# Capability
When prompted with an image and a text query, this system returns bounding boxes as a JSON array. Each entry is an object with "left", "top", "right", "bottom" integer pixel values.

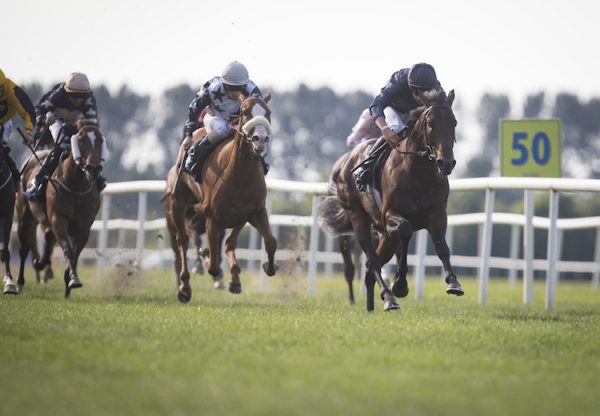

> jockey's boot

[
  {"left": 260, "top": 155, "right": 270, "bottom": 175},
  {"left": 23, "top": 148, "right": 61, "bottom": 201},
  {"left": 352, "top": 136, "right": 389, "bottom": 192},
  {"left": 96, "top": 174, "right": 107, "bottom": 192},
  {"left": 1, "top": 144, "right": 21, "bottom": 188},
  {"left": 185, "top": 136, "right": 218, "bottom": 183}
]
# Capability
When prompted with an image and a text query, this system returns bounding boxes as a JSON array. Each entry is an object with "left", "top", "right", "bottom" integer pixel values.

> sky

[
  {"left": 5, "top": 0, "right": 600, "bottom": 174},
  {"left": 6, "top": 0, "right": 600, "bottom": 107}
]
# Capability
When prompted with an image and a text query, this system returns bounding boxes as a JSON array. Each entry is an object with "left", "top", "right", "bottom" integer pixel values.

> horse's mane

[{"left": 405, "top": 88, "right": 450, "bottom": 134}]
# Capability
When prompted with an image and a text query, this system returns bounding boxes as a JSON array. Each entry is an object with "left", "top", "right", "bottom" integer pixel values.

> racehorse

[
  {"left": 175, "top": 94, "right": 278, "bottom": 302},
  {"left": 319, "top": 89, "right": 463, "bottom": 312},
  {"left": 163, "top": 164, "right": 220, "bottom": 292},
  {"left": 0, "top": 155, "right": 18, "bottom": 294},
  {"left": 16, "top": 120, "right": 103, "bottom": 297}
]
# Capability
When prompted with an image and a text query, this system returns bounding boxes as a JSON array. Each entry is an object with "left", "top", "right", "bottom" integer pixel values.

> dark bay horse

[
  {"left": 176, "top": 94, "right": 278, "bottom": 302},
  {"left": 163, "top": 163, "right": 220, "bottom": 292},
  {"left": 17, "top": 120, "right": 103, "bottom": 297},
  {"left": 319, "top": 90, "right": 463, "bottom": 312},
  {"left": 1, "top": 155, "right": 18, "bottom": 295}
]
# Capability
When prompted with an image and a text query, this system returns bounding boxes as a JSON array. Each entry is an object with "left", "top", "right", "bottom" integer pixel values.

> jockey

[
  {"left": 24, "top": 72, "right": 108, "bottom": 201},
  {"left": 0, "top": 68, "right": 36, "bottom": 187},
  {"left": 182, "top": 61, "right": 269, "bottom": 182},
  {"left": 352, "top": 63, "right": 445, "bottom": 192}
]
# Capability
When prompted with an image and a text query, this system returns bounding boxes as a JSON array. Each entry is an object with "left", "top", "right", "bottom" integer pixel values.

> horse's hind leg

[
  {"left": 204, "top": 219, "right": 225, "bottom": 285},
  {"left": 168, "top": 198, "right": 193, "bottom": 303},
  {"left": 347, "top": 210, "right": 397, "bottom": 311},
  {"left": 338, "top": 235, "right": 355, "bottom": 304},
  {"left": 224, "top": 226, "right": 243, "bottom": 294},
  {"left": 248, "top": 208, "right": 278, "bottom": 277}
]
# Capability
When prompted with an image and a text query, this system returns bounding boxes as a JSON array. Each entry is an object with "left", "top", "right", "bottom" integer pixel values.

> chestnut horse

[
  {"left": 175, "top": 94, "right": 278, "bottom": 302},
  {"left": 319, "top": 89, "right": 463, "bottom": 312},
  {"left": 16, "top": 120, "right": 103, "bottom": 297},
  {"left": 1, "top": 155, "right": 18, "bottom": 295}
]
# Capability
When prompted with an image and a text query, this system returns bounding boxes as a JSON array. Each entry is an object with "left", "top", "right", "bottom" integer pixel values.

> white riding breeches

[
  {"left": 383, "top": 107, "right": 410, "bottom": 135},
  {"left": 49, "top": 120, "right": 70, "bottom": 149},
  {"left": 203, "top": 114, "right": 232, "bottom": 144}
]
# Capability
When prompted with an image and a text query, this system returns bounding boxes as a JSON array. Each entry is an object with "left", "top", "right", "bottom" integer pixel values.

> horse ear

[
  {"left": 263, "top": 92, "right": 272, "bottom": 104},
  {"left": 446, "top": 89, "right": 455, "bottom": 107}
]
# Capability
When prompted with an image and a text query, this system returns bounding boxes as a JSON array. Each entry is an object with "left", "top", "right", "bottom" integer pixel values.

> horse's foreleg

[
  {"left": 383, "top": 212, "right": 413, "bottom": 299},
  {"left": 346, "top": 210, "right": 395, "bottom": 311},
  {"left": 429, "top": 215, "right": 464, "bottom": 296},
  {"left": 224, "top": 226, "right": 242, "bottom": 294},
  {"left": 51, "top": 216, "right": 81, "bottom": 296},
  {"left": 248, "top": 208, "right": 278, "bottom": 277},
  {"left": 338, "top": 235, "right": 355, "bottom": 304}
]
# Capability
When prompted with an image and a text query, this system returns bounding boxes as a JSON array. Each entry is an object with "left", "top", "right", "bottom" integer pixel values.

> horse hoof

[
  {"left": 229, "top": 282, "right": 242, "bottom": 294},
  {"left": 32, "top": 259, "right": 45, "bottom": 272},
  {"left": 177, "top": 290, "right": 192, "bottom": 303},
  {"left": 446, "top": 284, "right": 464, "bottom": 296},
  {"left": 262, "top": 262, "right": 278, "bottom": 277},
  {"left": 3, "top": 279, "right": 19, "bottom": 295},
  {"left": 213, "top": 279, "right": 225, "bottom": 290},
  {"left": 68, "top": 277, "right": 83, "bottom": 289},
  {"left": 392, "top": 281, "right": 409, "bottom": 298},
  {"left": 383, "top": 299, "right": 401, "bottom": 311}
]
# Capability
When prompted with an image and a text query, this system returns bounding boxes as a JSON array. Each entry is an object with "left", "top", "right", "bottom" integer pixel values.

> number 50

[{"left": 512, "top": 132, "right": 551, "bottom": 165}]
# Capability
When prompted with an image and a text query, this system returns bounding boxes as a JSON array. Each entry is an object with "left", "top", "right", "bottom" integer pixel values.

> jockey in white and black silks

[
  {"left": 24, "top": 72, "right": 108, "bottom": 201},
  {"left": 182, "top": 61, "right": 269, "bottom": 182},
  {"left": 0, "top": 68, "right": 36, "bottom": 187},
  {"left": 352, "top": 62, "right": 446, "bottom": 192}
]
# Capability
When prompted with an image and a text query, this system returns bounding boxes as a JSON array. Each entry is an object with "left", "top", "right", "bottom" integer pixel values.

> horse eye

[{"left": 252, "top": 135, "right": 259, "bottom": 142}]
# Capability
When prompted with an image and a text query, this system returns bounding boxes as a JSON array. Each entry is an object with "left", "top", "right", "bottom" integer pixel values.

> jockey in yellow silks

[{"left": 0, "top": 68, "right": 36, "bottom": 186}]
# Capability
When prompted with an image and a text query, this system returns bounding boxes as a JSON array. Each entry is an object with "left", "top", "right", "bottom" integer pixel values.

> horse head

[
  {"left": 239, "top": 93, "right": 272, "bottom": 156},
  {"left": 70, "top": 119, "right": 105, "bottom": 183},
  {"left": 409, "top": 89, "right": 457, "bottom": 175}
]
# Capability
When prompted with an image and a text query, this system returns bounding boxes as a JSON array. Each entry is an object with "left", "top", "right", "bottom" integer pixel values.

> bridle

[
  {"left": 52, "top": 125, "right": 102, "bottom": 195},
  {"left": 235, "top": 96, "right": 272, "bottom": 160},
  {"left": 394, "top": 104, "right": 455, "bottom": 161}
]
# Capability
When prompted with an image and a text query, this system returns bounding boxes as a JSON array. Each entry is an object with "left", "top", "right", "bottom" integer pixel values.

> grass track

[{"left": 1, "top": 266, "right": 599, "bottom": 416}]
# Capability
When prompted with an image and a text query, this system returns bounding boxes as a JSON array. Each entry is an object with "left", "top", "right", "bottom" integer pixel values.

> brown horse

[
  {"left": 163, "top": 164, "right": 221, "bottom": 292},
  {"left": 175, "top": 95, "right": 278, "bottom": 302},
  {"left": 1, "top": 155, "right": 18, "bottom": 295},
  {"left": 16, "top": 120, "right": 103, "bottom": 297},
  {"left": 319, "top": 90, "right": 463, "bottom": 312}
]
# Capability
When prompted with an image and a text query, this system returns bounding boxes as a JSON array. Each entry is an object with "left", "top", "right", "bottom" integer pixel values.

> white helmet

[
  {"left": 221, "top": 61, "right": 249, "bottom": 86},
  {"left": 65, "top": 72, "right": 91, "bottom": 94}
]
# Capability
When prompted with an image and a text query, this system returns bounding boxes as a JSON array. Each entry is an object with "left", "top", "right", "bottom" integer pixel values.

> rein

[{"left": 0, "top": 169, "right": 12, "bottom": 191}]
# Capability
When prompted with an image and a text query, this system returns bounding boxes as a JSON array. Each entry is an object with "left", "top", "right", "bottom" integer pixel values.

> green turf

[{"left": 1, "top": 266, "right": 599, "bottom": 416}]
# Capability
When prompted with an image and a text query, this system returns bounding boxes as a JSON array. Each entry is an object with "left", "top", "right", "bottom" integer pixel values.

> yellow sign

[{"left": 500, "top": 119, "right": 562, "bottom": 177}]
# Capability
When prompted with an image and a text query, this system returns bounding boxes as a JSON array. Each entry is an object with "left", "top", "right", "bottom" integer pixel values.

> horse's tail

[{"left": 318, "top": 195, "right": 352, "bottom": 237}]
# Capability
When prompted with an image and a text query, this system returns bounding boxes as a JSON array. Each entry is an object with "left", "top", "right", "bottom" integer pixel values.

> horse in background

[
  {"left": 319, "top": 89, "right": 463, "bottom": 312},
  {"left": 1, "top": 155, "right": 18, "bottom": 295},
  {"left": 175, "top": 94, "right": 277, "bottom": 302},
  {"left": 17, "top": 120, "right": 104, "bottom": 297}
]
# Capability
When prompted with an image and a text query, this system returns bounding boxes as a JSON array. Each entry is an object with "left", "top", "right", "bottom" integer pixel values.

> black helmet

[{"left": 408, "top": 63, "right": 440, "bottom": 90}]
